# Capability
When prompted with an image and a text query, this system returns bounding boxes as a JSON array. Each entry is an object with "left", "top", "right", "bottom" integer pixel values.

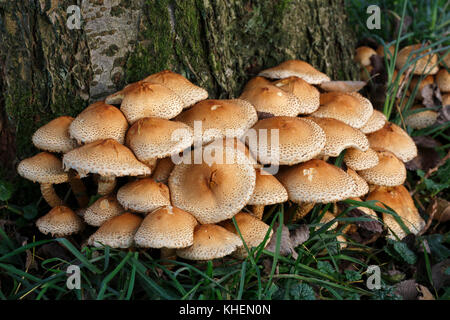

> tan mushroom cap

[
  {"left": 88, "top": 212, "right": 142, "bottom": 248},
  {"left": 344, "top": 147, "right": 379, "bottom": 171},
  {"left": 355, "top": 46, "right": 377, "bottom": 67},
  {"left": 358, "top": 149, "right": 406, "bottom": 187},
  {"left": 168, "top": 146, "right": 256, "bottom": 224},
  {"left": 347, "top": 168, "right": 369, "bottom": 198},
  {"left": 376, "top": 44, "right": 395, "bottom": 58},
  {"left": 143, "top": 70, "right": 208, "bottom": 108},
  {"left": 442, "top": 93, "right": 450, "bottom": 106},
  {"left": 359, "top": 110, "right": 387, "bottom": 134},
  {"left": 117, "top": 178, "right": 170, "bottom": 213},
  {"left": 69, "top": 102, "right": 129, "bottom": 144},
  {"left": 248, "top": 169, "right": 288, "bottom": 205},
  {"left": 126, "top": 117, "right": 193, "bottom": 162},
  {"left": 408, "top": 75, "right": 434, "bottom": 100},
  {"left": 36, "top": 206, "right": 84, "bottom": 237},
  {"left": 32, "top": 116, "right": 77, "bottom": 153},
  {"left": 134, "top": 205, "right": 198, "bottom": 248},
  {"left": 17, "top": 152, "right": 68, "bottom": 184},
  {"left": 396, "top": 45, "right": 439, "bottom": 75},
  {"left": 436, "top": 69, "right": 450, "bottom": 93},
  {"left": 119, "top": 81, "right": 184, "bottom": 124},
  {"left": 276, "top": 159, "right": 356, "bottom": 203},
  {"left": 84, "top": 195, "right": 125, "bottom": 227},
  {"left": 247, "top": 116, "right": 325, "bottom": 165},
  {"left": 367, "top": 122, "right": 418, "bottom": 162},
  {"left": 151, "top": 157, "right": 175, "bottom": 184},
  {"left": 405, "top": 105, "right": 438, "bottom": 129},
  {"left": 63, "top": 139, "right": 151, "bottom": 178},
  {"left": 222, "top": 212, "right": 273, "bottom": 258},
  {"left": 175, "top": 99, "right": 257, "bottom": 145},
  {"left": 176, "top": 224, "right": 243, "bottom": 260},
  {"left": 319, "top": 81, "right": 366, "bottom": 93},
  {"left": 312, "top": 92, "right": 374, "bottom": 129},
  {"left": 366, "top": 185, "right": 425, "bottom": 240},
  {"left": 272, "top": 76, "right": 320, "bottom": 114},
  {"left": 258, "top": 59, "right": 331, "bottom": 84},
  {"left": 316, "top": 211, "right": 338, "bottom": 231},
  {"left": 307, "top": 117, "right": 369, "bottom": 157}
]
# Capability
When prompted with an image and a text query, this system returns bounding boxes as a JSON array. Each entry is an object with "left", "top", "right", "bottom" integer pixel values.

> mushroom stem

[
  {"left": 293, "top": 202, "right": 315, "bottom": 222},
  {"left": 142, "top": 158, "right": 158, "bottom": 173},
  {"left": 68, "top": 170, "right": 89, "bottom": 208},
  {"left": 160, "top": 248, "right": 177, "bottom": 261},
  {"left": 251, "top": 205, "right": 265, "bottom": 220},
  {"left": 40, "top": 183, "right": 64, "bottom": 207},
  {"left": 97, "top": 176, "right": 117, "bottom": 195}
]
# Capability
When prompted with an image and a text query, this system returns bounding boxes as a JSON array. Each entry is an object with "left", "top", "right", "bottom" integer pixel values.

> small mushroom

[
  {"left": 436, "top": 69, "right": 450, "bottom": 93},
  {"left": 355, "top": 46, "right": 377, "bottom": 67},
  {"left": 258, "top": 59, "right": 330, "bottom": 84},
  {"left": 396, "top": 45, "right": 439, "bottom": 75},
  {"left": 358, "top": 149, "right": 406, "bottom": 187},
  {"left": 32, "top": 116, "right": 77, "bottom": 153},
  {"left": 344, "top": 147, "right": 379, "bottom": 171},
  {"left": 272, "top": 76, "right": 320, "bottom": 114},
  {"left": 83, "top": 195, "right": 125, "bottom": 227},
  {"left": 36, "top": 206, "right": 84, "bottom": 237},
  {"left": 405, "top": 105, "right": 438, "bottom": 129},
  {"left": 359, "top": 110, "right": 387, "bottom": 134}
]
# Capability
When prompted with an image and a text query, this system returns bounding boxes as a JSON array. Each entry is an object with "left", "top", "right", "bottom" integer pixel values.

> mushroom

[
  {"left": 258, "top": 59, "right": 330, "bottom": 84},
  {"left": 396, "top": 44, "right": 439, "bottom": 75},
  {"left": 315, "top": 211, "right": 338, "bottom": 231},
  {"left": 176, "top": 224, "right": 243, "bottom": 261},
  {"left": 17, "top": 152, "right": 69, "bottom": 207},
  {"left": 272, "top": 76, "right": 320, "bottom": 114},
  {"left": 358, "top": 149, "right": 406, "bottom": 187},
  {"left": 32, "top": 116, "right": 77, "bottom": 153},
  {"left": 63, "top": 139, "right": 151, "bottom": 195},
  {"left": 354, "top": 46, "right": 377, "bottom": 67},
  {"left": 359, "top": 110, "right": 387, "bottom": 134},
  {"left": 442, "top": 93, "right": 450, "bottom": 106},
  {"left": 405, "top": 105, "right": 438, "bottom": 129},
  {"left": 88, "top": 212, "right": 143, "bottom": 248},
  {"left": 436, "top": 69, "right": 450, "bottom": 93},
  {"left": 344, "top": 147, "right": 379, "bottom": 171},
  {"left": 83, "top": 195, "right": 125, "bottom": 227},
  {"left": 347, "top": 168, "right": 369, "bottom": 198},
  {"left": 36, "top": 206, "right": 84, "bottom": 237},
  {"left": 151, "top": 157, "right": 175, "bottom": 184},
  {"left": 319, "top": 81, "right": 367, "bottom": 93},
  {"left": 376, "top": 44, "right": 395, "bottom": 59}
]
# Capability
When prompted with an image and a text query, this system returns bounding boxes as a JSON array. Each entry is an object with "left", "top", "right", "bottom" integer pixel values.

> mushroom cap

[
  {"left": 84, "top": 195, "right": 125, "bottom": 227},
  {"left": 32, "top": 116, "right": 77, "bottom": 153},
  {"left": 276, "top": 159, "right": 356, "bottom": 203},
  {"left": 436, "top": 69, "right": 450, "bottom": 93},
  {"left": 151, "top": 157, "right": 175, "bottom": 184},
  {"left": 359, "top": 110, "right": 387, "bottom": 134},
  {"left": 319, "top": 80, "right": 366, "bottom": 93},
  {"left": 344, "top": 147, "right": 379, "bottom": 171},
  {"left": 347, "top": 168, "right": 369, "bottom": 198},
  {"left": 17, "top": 152, "right": 69, "bottom": 184},
  {"left": 88, "top": 212, "right": 143, "bottom": 248},
  {"left": 247, "top": 169, "right": 288, "bottom": 205},
  {"left": 126, "top": 117, "right": 193, "bottom": 162},
  {"left": 312, "top": 92, "right": 374, "bottom": 129},
  {"left": 36, "top": 206, "right": 84, "bottom": 236},
  {"left": 62, "top": 139, "right": 151, "bottom": 178},
  {"left": 205, "top": 137, "right": 259, "bottom": 168},
  {"left": 396, "top": 45, "right": 439, "bottom": 75},
  {"left": 222, "top": 212, "right": 273, "bottom": 258},
  {"left": 258, "top": 59, "right": 330, "bottom": 84},
  {"left": 69, "top": 102, "right": 129, "bottom": 144},
  {"left": 355, "top": 46, "right": 377, "bottom": 67},
  {"left": 247, "top": 116, "right": 326, "bottom": 165},
  {"left": 143, "top": 70, "right": 208, "bottom": 108},
  {"left": 175, "top": 99, "right": 258, "bottom": 145},
  {"left": 367, "top": 122, "right": 418, "bottom": 162},
  {"left": 366, "top": 185, "right": 425, "bottom": 240},
  {"left": 120, "top": 82, "right": 184, "bottom": 124},
  {"left": 408, "top": 75, "right": 434, "bottom": 100},
  {"left": 307, "top": 117, "right": 369, "bottom": 157},
  {"left": 176, "top": 224, "right": 243, "bottom": 260},
  {"left": 442, "top": 93, "right": 450, "bottom": 106},
  {"left": 134, "top": 205, "right": 198, "bottom": 249},
  {"left": 168, "top": 146, "right": 256, "bottom": 224},
  {"left": 405, "top": 105, "right": 438, "bottom": 129},
  {"left": 117, "top": 178, "right": 171, "bottom": 213},
  {"left": 316, "top": 211, "right": 338, "bottom": 231},
  {"left": 272, "top": 76, "right": 320, "bottom": 114},
  {"left": 358, "top": 149, "right": 406, "bottom": 187},
  {"left": 376, "top": 44, "right": 395, "bottom": 58}
]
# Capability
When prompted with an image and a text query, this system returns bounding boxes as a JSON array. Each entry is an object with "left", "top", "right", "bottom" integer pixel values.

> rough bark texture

[{"left": 0, "top": 0, "right": 358, "bottom": 178}]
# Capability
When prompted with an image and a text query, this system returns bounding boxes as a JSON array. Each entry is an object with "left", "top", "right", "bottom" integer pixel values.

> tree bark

[{"left": 0, "top": 0, "right": 358, "bottom": 176}]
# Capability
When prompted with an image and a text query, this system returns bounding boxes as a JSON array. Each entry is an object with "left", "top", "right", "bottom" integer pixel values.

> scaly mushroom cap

[
  {"left": 258, "top": 59, "right": 330, "bottom": 84},
  {"left": 222, "top": 212, "right": 273, "bottom": 258},
  {"left": 205, "top": 138, "right": 259, "bottom": 168},
  {"left": 88, "top": 212, "right": 142, "bottom": 248},
  {"left": 84, "top": 195, "right": 125, "bottom": 227},
  {"left": 355, "top": 46, "right": 377, "bottom": 67},
  {"left": 168, "top": 146, "right": 256, "bottom": 224},
  {"left": 367, "top": 122, "right": 418, "bottom": 162},
  {"left": 312, "top": 92, "right": 373, "bottom": 129},
  {"left": 307, "top": 117, "right": 369, "bottom": 157},
  {"left": 272, "top": 76, "right": 320, "bottom": 114},
  {"left": 134, "top": 205, "right": 198, "bottom": 248},
  {"left": 359, "top": 110, "right": 387, "bottom": 134},
  {"left": 69, "top": 102, "right": 129, "bottom": 144},
  {"left": 408, "top": 75, "right": 434, "bottom": 100},
  {"left": 63, "top": 139, "right": 151, "bottom": 178},
  {"left": 248, "top": 169, "right": 288, "bottom": 205},
  {"left": 143, "top": 70, "right": 208, "bottom": 108},
  {"left": 17, "top": 152, "right": 69, "bottom": 184},
  {"left": 319, "top": 81, "right": 366, "bottom": 93},
  {"left": 175, "top": 99, "right": 257, "bottom": 145},
  {"left": 126, "top": 117, "right": 193, "bottom": 162},
  {"left": 436, "top": 69, "right": 450, "bottom": 93},
  {"left": 117, "top": 178, "right": 170, "bottom": 213},
  {"left": 120, "top": 81, "right": 184, "bottom": 124},
  {"left": 176, "top": 224, "right": 243, "bottom": 260},
  {"left": 344, "top": 147, "right": 379, "bottom": 171},
  {"left": 358, "top": 149, "right": 406, "bottom": 187},
  {"left": 248, "top": 116, "right": 325, "bottom": 165},
  {"left": 276, "top": 159, "right": 356, "bottom": 203},
  {"left": 396, "top": 45, "right": 439, "bottom": 75},
  {"left": 347, "top": 168, "right": 369, "bottom": 198},
  {"left": 32, "top": 116, "right": 77, "bottom": 153},
  {"left": 367, "top": 185, "right": 425, "bottom": 240},
  {"left": 36, "top": 206, "right": 84, "bottom": 236},
  {"left": 405, "top": 105, "right": 438, "bottom": 129}
]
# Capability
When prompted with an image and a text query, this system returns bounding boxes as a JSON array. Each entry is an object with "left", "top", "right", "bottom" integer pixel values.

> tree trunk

[{"left": 0, "top": 0, "right": 358, "bottom": 176}]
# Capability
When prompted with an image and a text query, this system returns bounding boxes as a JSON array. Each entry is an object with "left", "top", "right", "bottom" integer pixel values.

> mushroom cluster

[{"left": 18, "top": 59, "right": 430, "bottom": 261}]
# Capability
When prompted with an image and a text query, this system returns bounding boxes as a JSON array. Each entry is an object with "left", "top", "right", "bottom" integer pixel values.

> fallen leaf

[
  {"left": 290, "top": 224, "right": 310, "bottom": 247},
  {"left": 266, "top": 222, "right": 309, "bottom": 260},
  {"left": 405, "top": 136, "right": 441, "bottom": 171},
  {"left": 431, "top": 198, "right": 450, "bottom": 222},
  {"left": 436, "top": 105, "right": 450, "bottom": 124},
  {"left": 394, "top": 280, "right": 418, "bottom": 300},
  {"left": 421, "top": 84, "right": 442, "bottom": 109},
  {"left": 431, "top": 259, "right": 450, "bottom": 290}
]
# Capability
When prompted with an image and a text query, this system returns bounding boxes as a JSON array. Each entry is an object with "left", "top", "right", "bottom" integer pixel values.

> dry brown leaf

[{"left": 431, "top": 198, "right": 450, "bottom": 222}]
